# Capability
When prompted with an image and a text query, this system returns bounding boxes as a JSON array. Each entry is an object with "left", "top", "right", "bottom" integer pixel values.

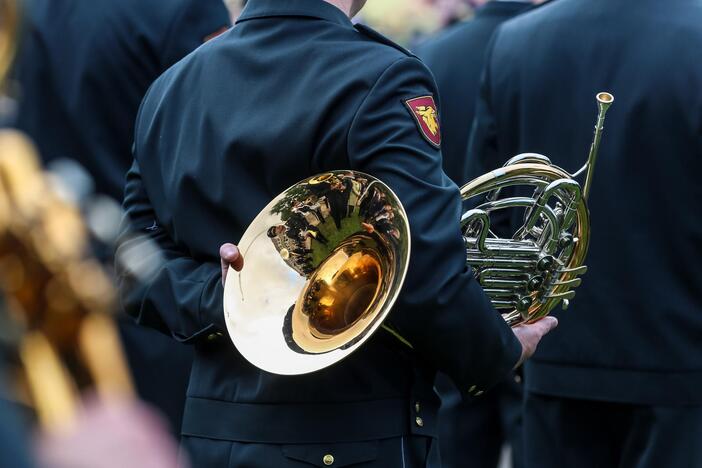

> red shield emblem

[{"left": 405, "top": 96, "right": 441, "bottom": 148}]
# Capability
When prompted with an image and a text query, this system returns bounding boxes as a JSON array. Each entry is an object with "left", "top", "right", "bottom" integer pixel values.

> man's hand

[
  {"left": 512, "top": 316, "right": 558, "bottom": 369},
  {"left": 220, "top": 243, "right": 244, "bottom": 285}
]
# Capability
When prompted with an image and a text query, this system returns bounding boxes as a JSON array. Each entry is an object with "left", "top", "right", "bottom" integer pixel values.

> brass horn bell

[{"left": 223, "top": 171, "right": 410, "bottom": 375}]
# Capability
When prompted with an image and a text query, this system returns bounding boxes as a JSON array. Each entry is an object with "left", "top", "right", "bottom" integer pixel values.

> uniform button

[
  {"left": 475, "top": 390, "right": 484, "bottom": 396},
  {"left": 323, "top": 454, "right": 334, "bottom": 466},
  {"left": 468, "top": 385, "right": 477, "bottom": 393},
  {"left": 415, "top": 416, "right": 424, "bottom": 427},
  {"left": 514, "top": 374, "right": 523, "bottom": 384},
  {"left": 414, "top": 402, "right": 421, "bottom": 413},
  {"left": 207, "top": 332, "right": 224, "bottom": 342}
]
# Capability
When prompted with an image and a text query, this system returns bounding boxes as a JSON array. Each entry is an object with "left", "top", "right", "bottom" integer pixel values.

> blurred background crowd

[{"left": 226, "top": 0, "right": 479, "bottom": 44}]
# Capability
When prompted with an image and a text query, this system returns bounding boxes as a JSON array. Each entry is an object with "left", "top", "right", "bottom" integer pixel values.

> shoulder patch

[
  {"left": 354, "top": 24, "right": 415, "bottom": 57},
  {"left": 404, "top": 96, "right": 441, "bottom": 148}
]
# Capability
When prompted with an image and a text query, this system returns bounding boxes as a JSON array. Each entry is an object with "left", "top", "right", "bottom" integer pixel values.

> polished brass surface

[
  {"left": 460, "top": 92, "right": 613, "bottom": 326},
  {"left": 0, "top": 131, "right": 133, "bottom": 429},
  {"left": 224, "top": 171, "right": 410, "bottom": 375},
  {"left": 0, "top": 0, "right": 19, "bottom": 88}
]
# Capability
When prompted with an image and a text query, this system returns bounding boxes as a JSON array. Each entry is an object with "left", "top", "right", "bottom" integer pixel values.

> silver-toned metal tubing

[
  {"left": 479, "top": 278, "right": 528, "bottom": 289},
  {"left": 492, "top": 300, "right": 517, "bottom": 309},
  {"left": 468, "top": 175, "right": 552, "bottom": 200},
  {"left": 486, "top": 156, "right": 551, "bottom": 201},
  {"left": 522, "top": 204, "right": 561, "bottom": 245},
  {"left": 461, "top": 209, "right": 490, "bottom": 253},
  {"left": 582, "top": 92, "right": 614, "bottom": 200},
  {"left": 467, "top": 257, "right": 538, "bottom": 268},
  {"left": 479, "top": 244, "right": 542, "bottom": 257},
  {"left": 477, "top": 196, "right": 535, "bottom": 212},
  {"left": 480, "top": 238, "right": 536, "bottom": 245},
  {"left": 478, "top": 268, "right": 530, "bottom": 279},
  {"left": 553, "top": 278, "right": 582, "bottom": 288},
  {"left": 483, "top": 288, "right": 521, "bottom": 298},
  {"left": 481, "top": 239, "right": 543, "bottom": 252},
  {"left": 503, "top": 153, "right": 553, "bottom": 166},
  {"left": 544, "top": 290, "right": 576, "bottom": 300},
  {"left": 559, "top": 265, "right": 588, "bottom": 275},
  {"left": 525, "top": 179, "right": 580, "bottom": 232}
]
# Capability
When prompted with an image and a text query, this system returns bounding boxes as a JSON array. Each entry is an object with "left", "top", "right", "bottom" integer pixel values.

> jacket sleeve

[
  {"left": 115, "top": 159, "right": 226, "bottom": 344},
  {"left": 160, "top": 0, "right": 231, "bottom": 69},
  {"left": 346, "top": 56, "right": 521, "bottom": 393}
]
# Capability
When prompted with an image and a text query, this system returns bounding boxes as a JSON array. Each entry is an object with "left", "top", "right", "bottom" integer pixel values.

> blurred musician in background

[
  {"left": 416, "top": 2, "right": 540, "bottom": 467},
  {"left": 469, "top": 0, "right": 702, "bottom": 466},
  {"left": 10, "top": 0, "right": 231, "bottom": 436},
  {"left": 417, "top": 0, "right": 537, "bottom": 184}
]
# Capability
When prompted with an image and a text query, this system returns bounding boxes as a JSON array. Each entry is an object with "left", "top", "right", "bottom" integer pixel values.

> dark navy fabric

[
  {"left": 416, "top": 1, "right": 533, "bottom": 185},
  {"left": 12, "top": 0, "right": 231, "bottom": 200},
  {"left": 181, "top": 435, "right": 440, "bottom": 468},
  {"left": 433, "top": 372, "right": 523, "bottom": 468},
  {"left": 468, "top": 0, "right": 702, "bottom": 405},
  {"left": 11, "top": 0, "right": 231, "bottom": 436},
  {"left": 523, "top": 393, "right": 702, "bottom": 468},
  {"left": 416, "top": 4, "right": 534, "bottom": 468},
  {"left": 0, "top": 372, "right": 34, "bottom": 468},
  {"left": 117, "top": 0, "right": 521, "bottom": 463}
]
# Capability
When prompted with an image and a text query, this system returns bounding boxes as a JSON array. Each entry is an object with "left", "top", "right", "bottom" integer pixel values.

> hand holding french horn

[{"left": 221, "top": 92, "right": 613, "bottom": 375}]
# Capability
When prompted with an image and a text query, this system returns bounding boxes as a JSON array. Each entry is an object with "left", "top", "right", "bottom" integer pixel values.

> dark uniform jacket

[
  {"left": 11, "top": 0, "right": 232, "bottom": 434},
  {"left": 12, "top": 0, "right": 231, "bottom": 200},
  {"left": 117, "top": 0, "right": 521, "bottom": 461},
  {"left": 469, "top": 0, "right": 702, "bottom": 406},
  {"left": 416, "top": 1, "right": 532, "bottom": 184}
]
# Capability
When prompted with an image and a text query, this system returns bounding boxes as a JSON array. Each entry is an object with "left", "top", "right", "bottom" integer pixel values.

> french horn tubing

[
  {"left": 461, "top": 92, "right": 613, "bottom": 325},
  {"left": 224, "top": 92, "right": 613, "bottom": 374}
]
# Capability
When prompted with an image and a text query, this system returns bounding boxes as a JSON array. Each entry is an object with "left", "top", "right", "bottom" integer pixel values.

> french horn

[
  {"left": 462, "top": 92, "right": 614, "bottom": 325},
  {"left": 224, "top": 92, "right": 613, "bottom": 375}
]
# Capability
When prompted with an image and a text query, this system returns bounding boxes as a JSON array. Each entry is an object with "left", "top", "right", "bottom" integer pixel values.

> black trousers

[
  {"left": 181, "top": 435, "right": 440, "bottom": 468},
  {"left": 523, "top": 392, "right": 702, "bottom": 468},
  {"left": 435, "top": 373, "right": 523, "bottom": 468}
]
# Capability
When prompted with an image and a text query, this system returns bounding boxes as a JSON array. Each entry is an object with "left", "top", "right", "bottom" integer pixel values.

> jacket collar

[
  {"left": 477, "top": 1, "right": 534, "bottom": 18},
  {"left": 236, "top": 0, "right": 353, "bottom": 27}
]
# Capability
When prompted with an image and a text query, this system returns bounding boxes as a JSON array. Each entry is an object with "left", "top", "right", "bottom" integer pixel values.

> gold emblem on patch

[
  {"left": 415, "top": 105, "right": 439, "bottom": 136},
  {"left": 405, "top": 96, "right": 441, "bottom": 147}
]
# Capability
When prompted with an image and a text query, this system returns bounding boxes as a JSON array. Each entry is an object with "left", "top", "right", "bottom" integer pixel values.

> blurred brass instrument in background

[
  {"left": 225, "top": 93, "right": 613, "bottom": 375},
  {"left": 0, "top": 131, "right": 133, "bottom": 430},
  {"left": 0, "top": 0, "right": 18, "bottom": 90},
  {"left": 0, "top": 0, "right": 133, "bottom": 430}
]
